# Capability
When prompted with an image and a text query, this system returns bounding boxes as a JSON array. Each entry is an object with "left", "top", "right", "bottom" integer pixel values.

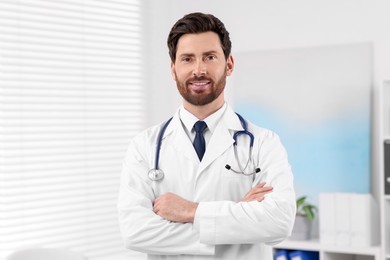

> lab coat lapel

[
  {"left": 198, "top": 106, "right": 244, "bottom": 174},
  {"left": 162, "top": 110, "right": 199, "bottom": 165}
]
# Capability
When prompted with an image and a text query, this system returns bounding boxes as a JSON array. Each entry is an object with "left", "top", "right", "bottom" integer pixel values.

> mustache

[{"left": 186, "top": 75, "right": 212, "bottom": 82}]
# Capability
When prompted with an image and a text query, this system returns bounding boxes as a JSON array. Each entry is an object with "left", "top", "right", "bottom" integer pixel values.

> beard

[{"left": 174, "top": 71, "right": 227, "bottom": 106}]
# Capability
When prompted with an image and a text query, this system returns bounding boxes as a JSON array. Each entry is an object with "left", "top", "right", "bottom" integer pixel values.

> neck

[{"left": 183, "top": 93, "right": 225, "bottom": 120}]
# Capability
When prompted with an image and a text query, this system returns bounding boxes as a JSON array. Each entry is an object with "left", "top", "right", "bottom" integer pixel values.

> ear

[
  {"left": 226, "top": 54, "right": 234, "bottom": 76},
  {"left": 170, "top": 62, "right": 177, "bottom": 81}
]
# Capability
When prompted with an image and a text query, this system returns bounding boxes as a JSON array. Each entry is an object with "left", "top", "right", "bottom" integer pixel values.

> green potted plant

[{"left": 290, "top": 196, "right": 317, "bottom": 240}]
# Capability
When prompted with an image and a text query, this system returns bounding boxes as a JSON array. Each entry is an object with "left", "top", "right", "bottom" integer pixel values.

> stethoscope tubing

[
  {"left": 153, "top": 117, "right": 173, "bottom": 170},
  {"left": 149, "top": 113, "right": 260, "bottom": 181}
]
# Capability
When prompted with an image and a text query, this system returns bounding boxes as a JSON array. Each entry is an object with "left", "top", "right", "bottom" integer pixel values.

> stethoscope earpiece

[{"left": 225, "top": 164, "right": 261, "bottom": 176}]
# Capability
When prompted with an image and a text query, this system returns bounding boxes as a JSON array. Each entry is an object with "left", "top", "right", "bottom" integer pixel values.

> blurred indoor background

[{"left": 1, "top": 1, "right": 390, "bottom": 259}]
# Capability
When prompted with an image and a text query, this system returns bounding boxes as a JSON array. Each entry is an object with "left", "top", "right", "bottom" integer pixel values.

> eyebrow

[
  {"left": 178, "top": 50, "right": 220, "bottom": 58},
  {"left": 203, "top": 51, "right": 219, "bottom": 56}
]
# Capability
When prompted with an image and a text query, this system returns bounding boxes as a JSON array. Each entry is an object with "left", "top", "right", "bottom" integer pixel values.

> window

[{"left": 0, "top": 0, "right": 145, "bottom": 259}]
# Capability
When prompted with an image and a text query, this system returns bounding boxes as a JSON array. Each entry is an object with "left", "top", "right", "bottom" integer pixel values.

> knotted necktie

[{"left": 193, "top": 121, "right": 207, "bottom": 161}]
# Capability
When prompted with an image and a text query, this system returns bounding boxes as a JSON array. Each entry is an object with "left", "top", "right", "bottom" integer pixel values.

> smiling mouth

[{"left": 188, "top": 81, "right": 211, "bottom": 92}]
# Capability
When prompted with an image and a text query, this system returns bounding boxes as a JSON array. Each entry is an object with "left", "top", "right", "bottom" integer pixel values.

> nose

[{"left": 193, "top": 60, "right": 206, "bottom": 77}]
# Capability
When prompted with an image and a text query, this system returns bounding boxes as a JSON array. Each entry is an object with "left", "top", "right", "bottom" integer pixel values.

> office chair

[{"left": 6, "top": 247, "right": 88, "bottom": 260}]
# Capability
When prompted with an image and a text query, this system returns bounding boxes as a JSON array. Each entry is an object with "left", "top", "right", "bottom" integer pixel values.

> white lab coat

[{"left": 118, "top": 105, "right": 296, "bottom": 260}]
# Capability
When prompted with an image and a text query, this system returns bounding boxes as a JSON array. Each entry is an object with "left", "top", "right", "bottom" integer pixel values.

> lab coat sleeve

[
  {"left": 118, "top": 137, "right": 215, "bottom": 255},
  {"left": 194, "top": 130, "right": 296, "bottom": 245}
]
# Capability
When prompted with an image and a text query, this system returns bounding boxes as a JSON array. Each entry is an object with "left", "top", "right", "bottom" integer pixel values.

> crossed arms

[
  {"left": 153, "top": 182, "right": 273, "bottom": 223},
  {"left": 118, "top": 132, "right": 296, "bottom": 255}
]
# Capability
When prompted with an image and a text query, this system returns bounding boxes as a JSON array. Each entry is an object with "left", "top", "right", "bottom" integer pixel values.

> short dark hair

[{"left": 167, "top": 12, "right": 232, "bottom": 62}]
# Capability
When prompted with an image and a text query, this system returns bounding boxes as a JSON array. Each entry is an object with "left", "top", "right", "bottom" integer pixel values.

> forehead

[{"left": 176, "top": 31, "right": 223, "bottom": 55}]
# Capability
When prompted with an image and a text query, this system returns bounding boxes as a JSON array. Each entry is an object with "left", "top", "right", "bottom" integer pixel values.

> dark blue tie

[{"left": 193, "top": 121, "right": 207, "bottom": 161}]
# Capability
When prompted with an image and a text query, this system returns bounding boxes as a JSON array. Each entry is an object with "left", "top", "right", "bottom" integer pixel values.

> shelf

[
  {"left": 321, "top": 244, "right": 380, "bottom": 255},
  {"left": 274, "top": 239, "right": 321, "bottom": 251},
  {"left": 274, "top": 239, "right": 381, "bottom": 256}
]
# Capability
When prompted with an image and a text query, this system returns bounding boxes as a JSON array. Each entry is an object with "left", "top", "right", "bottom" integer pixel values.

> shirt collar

[{"left": 179, "top": 103, "right": 227, "bottom": 134}]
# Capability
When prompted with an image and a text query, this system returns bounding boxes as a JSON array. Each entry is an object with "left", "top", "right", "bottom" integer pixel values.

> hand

[
  {"left": 153, "top": 192, "right": 198, "bottom": 223},
  {"left": 240, "top": 182, "right": 273, "bottom": 202}
]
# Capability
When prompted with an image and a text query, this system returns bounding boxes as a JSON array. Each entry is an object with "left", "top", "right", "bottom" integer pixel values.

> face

[{"left": 171, "top": 31, "right": 234, "bottom": 106}]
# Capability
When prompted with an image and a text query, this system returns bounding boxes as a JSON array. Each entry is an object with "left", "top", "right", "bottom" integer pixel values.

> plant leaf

[
  {"left": 296, "top": 196, "right": 306, "bottom": 208},
  {"left": 302, "top": 205, "right": 316, "bottom": 221}
]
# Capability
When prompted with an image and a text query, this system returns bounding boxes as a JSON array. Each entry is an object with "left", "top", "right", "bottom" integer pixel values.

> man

[{"left": 118, "top": 12, "right": 296, "bottom": 259}]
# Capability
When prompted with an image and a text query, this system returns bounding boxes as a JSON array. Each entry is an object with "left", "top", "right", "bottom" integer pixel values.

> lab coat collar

[
  {"left": 161, "top": 103, "right": 244, "bottom": 139},
  {"left": 220, "top": 104, "right": 245, "bottom": 132},
  {"left": 179, "top": 103, "right": 227, "bottom": 139},
  {"left": 197, "top": 104, "right": 244, "bottom": 173},
  {"left": 160, "top": 104, "right": 245, "bottom": 173},
  {"left": 161, "top": 108, "right": 199, "bottom": 165}
]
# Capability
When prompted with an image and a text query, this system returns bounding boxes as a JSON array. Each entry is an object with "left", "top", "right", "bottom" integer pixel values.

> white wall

[
  {"left": 145, "top": 0, "right": 390, "bottom": 198},
  {"left": 143, "top": 1, "right": 182, "bottom": 126},
  {"left": 146, "top": 0, "right": 390, "bottom": 122},
  {"left": 173, "top": 0, "right": 390, "bottom": 82}
]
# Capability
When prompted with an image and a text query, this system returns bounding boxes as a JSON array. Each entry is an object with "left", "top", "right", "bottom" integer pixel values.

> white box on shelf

[
  {"left": 334, "top": 193, "right": 351, "bottom": 246},
  {"left": 319, "top": 192, "right": 380, "bottom": 248},
  {"left": 350, "top": 193, "right": 380, "bottom": 247},
  {"left": 319, "top": 193, "right": 336, "bottom": 245}
]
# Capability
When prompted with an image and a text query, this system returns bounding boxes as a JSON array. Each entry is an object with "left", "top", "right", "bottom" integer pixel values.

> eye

[
  {"left": 206, "top": 55, "right": 216, "bottom": 61},
  {"left": 181, "top": 56, "right": 192, "bottom": 63}
]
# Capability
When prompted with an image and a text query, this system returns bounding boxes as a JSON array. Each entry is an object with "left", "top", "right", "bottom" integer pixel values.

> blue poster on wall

[{"left": 231, "top": 43, "right": 372, "bottom": 204}]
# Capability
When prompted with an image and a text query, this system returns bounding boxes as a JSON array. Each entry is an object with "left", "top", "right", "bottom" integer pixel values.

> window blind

[{"left": 0, "top": 0, "right": 145, "bottom": 259}]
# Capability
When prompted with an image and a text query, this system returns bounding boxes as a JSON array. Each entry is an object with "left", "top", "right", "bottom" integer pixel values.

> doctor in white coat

[{"left": 118, "top": 12, "right": 296, "bottom": 260}]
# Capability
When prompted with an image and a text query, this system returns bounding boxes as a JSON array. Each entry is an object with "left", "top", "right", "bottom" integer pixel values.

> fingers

[
  {"left": 152, "top": 193, "right": 198, "bottom": 223},
  {"left": 241, "top": 182, "right": 273, "bottom": 202},
  {"left": 152, "top": 200, "right": 159, "bottom": 214},
  {"left": 242, "top": 182, "right": 266, "bottom": 198},
  {"left": 253, "top": 184, "right": 273, "bottom": 195},
  {"left": 153, "top": 192, "right": 169, "bottom": 213},
  {"left": 242, "top": 188, "right": 272, "bottom": 202}
]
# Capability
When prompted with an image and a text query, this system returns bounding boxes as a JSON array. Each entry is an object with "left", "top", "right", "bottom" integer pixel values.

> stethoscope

[{"left": 148, "top": 113, "right": 261, "bottom": 181}]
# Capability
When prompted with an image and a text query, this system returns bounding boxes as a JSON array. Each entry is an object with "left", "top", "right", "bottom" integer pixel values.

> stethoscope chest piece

[{"left": 148, "top": 169, "right": 164, "bottom": 181}]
